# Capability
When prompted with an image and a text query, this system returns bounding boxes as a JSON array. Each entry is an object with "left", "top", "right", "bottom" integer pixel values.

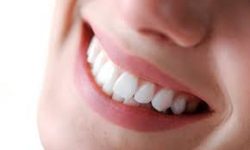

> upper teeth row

[{"left": 86, "top": 37, "right": 199, "bottom": 115}]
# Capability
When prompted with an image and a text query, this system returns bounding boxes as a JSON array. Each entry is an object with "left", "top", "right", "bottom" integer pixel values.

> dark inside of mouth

[
  {"left": 164, "top": 101, "right": 209, "bottom": 115},
  {"left": 83, "top": 22, "right": 95, "bottom": 47},
  {"left": 83, "top": 22, "right": 211, "bottom": 116},
  {"left": 195, "top": 101, "right": 210, "bottom": 114}
]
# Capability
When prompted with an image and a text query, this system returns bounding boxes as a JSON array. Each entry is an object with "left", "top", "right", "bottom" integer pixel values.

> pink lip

[{"left": 75, "top": 22, "right": 211, "bottom": 132}]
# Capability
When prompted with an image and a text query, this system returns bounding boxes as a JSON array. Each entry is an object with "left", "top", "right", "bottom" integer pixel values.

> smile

[
  {"left": 76, "top": 22, "right": 212, "bottom": 132},
  {"left": 87, "top": 37, "right": 208, "bottom": 115}
]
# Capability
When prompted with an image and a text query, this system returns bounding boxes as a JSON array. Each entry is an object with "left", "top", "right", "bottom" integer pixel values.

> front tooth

[
  {"left": 123, "top": 98, "right": 139, "bottom": 106},
  {"left": 112, "top": 72, "right": 138, "bottom": 101},
  {"left": 151, "top": 89, "right": 174, "bottom": 112},
  {"left": 96, "top": 61, "right": 120, "bottom": 95},
  {"left": 96, "top": 61, "right": 118, "bottom": 84},
  {"left": 112, "top": 93, "right": 123, "bottom": 102},
  {"left": 92, "top": 51, "right": 107, "bottom": 76},
  {"left": 171, "top": 95, "right": 187, "bottom": 115},
  {"left": 87, "top": 37, "right": 101, "bottom": 64},
  {"left": 134, "top": 82, "right": 155, "bottom": 104}
]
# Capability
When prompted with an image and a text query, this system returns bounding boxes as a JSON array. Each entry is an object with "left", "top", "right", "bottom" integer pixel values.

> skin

[{"left": 38, "top": 0, "right": 250, "bottom": 149}]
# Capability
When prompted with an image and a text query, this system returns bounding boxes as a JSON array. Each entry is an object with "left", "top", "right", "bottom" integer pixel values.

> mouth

[{"left": 76, "top": 22, "right": 212, "bottom": 132}]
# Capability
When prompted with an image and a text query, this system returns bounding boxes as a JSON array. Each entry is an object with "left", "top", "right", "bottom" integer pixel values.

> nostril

[
  {"left": 139, "top": 28, "right": 168, "bottom": 40},
  {"left": 138, "top": 28, "right": 177, "bottom": 45}
]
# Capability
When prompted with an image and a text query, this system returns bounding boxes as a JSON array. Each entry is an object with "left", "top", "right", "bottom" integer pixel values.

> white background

[{"left": 0, "top": 0, "right": 55, "bottom": 149}]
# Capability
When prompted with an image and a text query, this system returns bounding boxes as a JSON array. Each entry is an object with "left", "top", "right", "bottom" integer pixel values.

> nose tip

[{"left": 119, "top": 0, "right": 212, "bottom": 47}]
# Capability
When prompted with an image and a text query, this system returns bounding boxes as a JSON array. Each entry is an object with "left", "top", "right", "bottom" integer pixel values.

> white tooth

[
  {"left": 92, "top": 51, "right": 107, "bottom": 76},
  {"left": 112, "top": 72, "right": 138, "bottom": 101},
  {"left": 112, "top": 93, "right": 123, "bottom": 102},
  {"left": 96, "top": 60, "right": 119, "bottom": 85},
  {"left": 151, "top": 89, "right": 174, "bottom": 112},
  {"left": 134, "top": 82, "right": 155, "bottom": 104},
  {"left": 87, "top": 37, "right": 101, "bottom": 64},
  {"left": 171, "top": 95, "right": 187, "bottom": 115},
  {"left": 96, "top": 61, "right": 120, "bottom": 95},
  {"left": 123, "top": 98, "right": 140, "bottom": 106},
  {"left": 186, "top": 101, "right": 199, "bottom": 113}
]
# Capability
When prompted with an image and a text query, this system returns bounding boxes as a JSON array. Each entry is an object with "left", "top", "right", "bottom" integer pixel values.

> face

[{"left": 38, "top": 0, "right": 250, "bottom": 149}]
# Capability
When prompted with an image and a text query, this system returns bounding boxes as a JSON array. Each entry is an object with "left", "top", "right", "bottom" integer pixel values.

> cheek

[
  {"left": 38, "top": 65, "right": 106, "bottom": 149},
  {"left": 212, "top": 39, "right": 250, "bottom": 111},
  {"left": 209, "top": 41, "right": 250, "bottom": 148}
]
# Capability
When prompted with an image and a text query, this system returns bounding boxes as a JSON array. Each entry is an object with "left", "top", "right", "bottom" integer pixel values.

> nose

[{"left": 119, "top": 0, "right": 212, "bottom": 47}]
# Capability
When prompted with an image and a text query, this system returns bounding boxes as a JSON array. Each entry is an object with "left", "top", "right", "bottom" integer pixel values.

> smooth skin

[{"left": 39, "top": 0, "right": 250, "bottom": 149}]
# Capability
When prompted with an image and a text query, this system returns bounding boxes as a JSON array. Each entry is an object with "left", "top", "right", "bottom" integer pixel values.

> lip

[{"left": 75, "top": 22, "right": 212, "bottom": 132}]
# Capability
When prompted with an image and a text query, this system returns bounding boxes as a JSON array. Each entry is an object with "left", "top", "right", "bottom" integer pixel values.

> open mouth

[
  {"left": 87, "top": 36, "right": 209, "bottom": 115},
  {"left": 76, "top": 22, "right": 212, "bottom": 132}
]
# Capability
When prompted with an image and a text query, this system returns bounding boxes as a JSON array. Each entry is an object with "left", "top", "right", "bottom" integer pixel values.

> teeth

[
  {"left": 171, "top": 95, "right": 187, "bottom": 115},
  {"left": 123, "top": 98, "right": 140, "bottom": 106},
  {"left": 87, "top": 37, "right": 101, "bottom": 63},
  {"left": 92, "top": 51, "right": 107, "bottom": 76},
  {"left": 134, "top": 82, "right": 155, "bottom": 104},
  {"left": 112, "top": 93, "right": 123, "bottom": 102},
  {"left": 151, "top": 89, "right": 174, "bottom": 112},
  {"left": 87, "top": 37, "right": 203, "bottom": 115},
  {"left": 96, "top": 61, "right": 120, "bottom": 95},
  {"left": 112, "top": 72, "right": 138, "bottom": 101}
]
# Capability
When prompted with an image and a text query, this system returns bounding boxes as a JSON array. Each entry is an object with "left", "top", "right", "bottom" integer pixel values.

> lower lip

[{"left": 75, "top": 23, "right": 211, "bottom": 132}]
